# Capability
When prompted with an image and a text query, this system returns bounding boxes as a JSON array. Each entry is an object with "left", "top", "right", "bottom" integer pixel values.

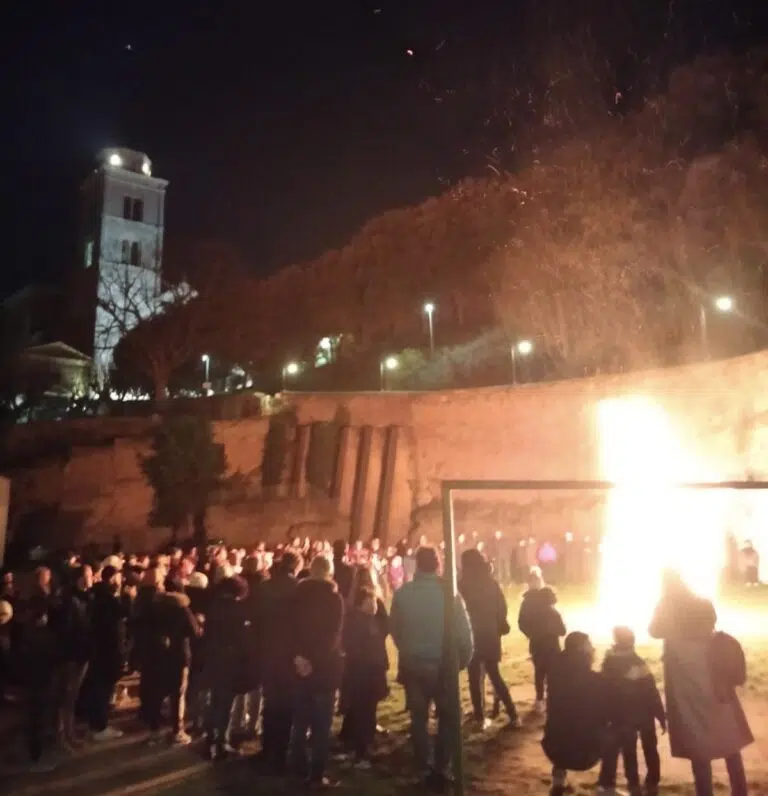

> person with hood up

[
  {"left": 543, "top": 631, "right": 611, "bottom": 796},
  {"left": 288, "top": 554, "right": 345, "bottom": 789},
  {"left": 598, "top": 626, "right": 666, "bottom": 796},
  {"left": 144, "top": 577, "right": 201, "bottom": 746},
  {"left": 518, "top": 567, "right": 566, "bottom": 710},
  {"left": 86, "top": 565, "right": 127, "bottom": 741},
  {"left": 650, "top": 569, "right": 752, "bottom": 796},
  {"left": 459, "top": 549, "right": 519, "bottom": 729}
]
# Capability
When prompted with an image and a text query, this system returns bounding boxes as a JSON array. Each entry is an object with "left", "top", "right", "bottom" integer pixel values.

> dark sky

[{"left": 2, "top": 0, "right": 766, "bottom": 297}]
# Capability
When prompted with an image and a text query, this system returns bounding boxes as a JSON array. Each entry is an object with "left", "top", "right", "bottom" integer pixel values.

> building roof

[{"left": 21, "top": 342, "right": 93, "bottom": 364}]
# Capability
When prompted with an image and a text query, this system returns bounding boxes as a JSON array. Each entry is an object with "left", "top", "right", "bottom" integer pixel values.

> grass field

[
  {"left": 4, "top": 585, "right": 767, "bottom": 795},
  {"left": 176, "top": 584, "right": 768, "bottom": 795}
]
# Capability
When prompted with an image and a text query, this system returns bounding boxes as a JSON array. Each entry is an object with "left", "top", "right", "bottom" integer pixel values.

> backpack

[{"left": 710, "top": 631, "right": 747, "bottom": 697}]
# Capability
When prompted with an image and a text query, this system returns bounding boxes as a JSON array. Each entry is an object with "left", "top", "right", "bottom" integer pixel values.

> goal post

[{"left": 440, "top": 477, "right": 768, "bottom": 796}]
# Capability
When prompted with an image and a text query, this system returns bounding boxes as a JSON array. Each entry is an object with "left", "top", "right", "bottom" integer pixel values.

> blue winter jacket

[{"left": 391, "top": 573, "right": 474, "bottom": 671}]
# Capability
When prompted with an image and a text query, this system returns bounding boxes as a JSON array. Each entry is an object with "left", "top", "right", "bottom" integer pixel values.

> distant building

[
  {"left": 1, "top": 286, "right": 93, "bottom": 396},
  {"left": 80, "top": 147, "right": 169, "bottom": 379}
]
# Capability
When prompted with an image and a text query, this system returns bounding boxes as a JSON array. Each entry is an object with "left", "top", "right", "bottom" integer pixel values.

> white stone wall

[{"left": 86, "top": 160, "right": 168, "bottom": 377}]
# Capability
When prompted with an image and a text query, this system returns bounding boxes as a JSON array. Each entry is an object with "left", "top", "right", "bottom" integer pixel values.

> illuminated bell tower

[{"left": 80, "top": 147, "right": 168, "bottom": 380}]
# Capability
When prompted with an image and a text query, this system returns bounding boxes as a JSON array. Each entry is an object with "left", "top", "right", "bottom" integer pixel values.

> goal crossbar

[{"left": 442, "top": 478, "right": 768, "bottom": 493}]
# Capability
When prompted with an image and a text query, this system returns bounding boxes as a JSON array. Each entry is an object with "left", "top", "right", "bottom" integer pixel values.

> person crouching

[
  {"left": 543, "top": 631, "right": 610, "bottom": 796},
  {"left": 342, "top": 586, "right": 389, "bottom": 768},
  {"left": 598, "top": 626, "right": 665, "bottom": 796}
]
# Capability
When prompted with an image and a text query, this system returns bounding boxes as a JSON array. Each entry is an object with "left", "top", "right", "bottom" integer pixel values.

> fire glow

[{"left": 595, "top": 397, "right": 730, "bottom": 636}]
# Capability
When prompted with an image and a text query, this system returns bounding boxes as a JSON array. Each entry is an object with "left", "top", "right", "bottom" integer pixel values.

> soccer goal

[{"left": 440, "top": 478, "right": 768, "bottom": 796}]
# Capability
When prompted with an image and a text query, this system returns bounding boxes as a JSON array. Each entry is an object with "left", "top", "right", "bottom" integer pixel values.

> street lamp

[
  {"left": 282, "top": 361, "right": 300, "bottom": 391},
  {"left": 699, "top": 295, "right": 733, "bottom": 356},
  {"left": 201, "top": 354, "right": 211, "bottom": 390},
  {"left": 423, "top": 301, "right": 436, "bottom": 357},
  {"left": 380, "top": 355, "right": 399, "bottom": 391},
  {"left": 510, "top": 339, "right": 533, "bottom": 384}
]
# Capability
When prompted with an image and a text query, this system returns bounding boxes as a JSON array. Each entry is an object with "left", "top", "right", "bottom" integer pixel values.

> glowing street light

[
  {"left": 699, "top": 295, "right": 734, "bottom": 356},
  {"left": 510, "top": 339, "right": 533, "bottom": 384},
  {"left": 282, "top": 361, "right": 300, "bottom": 391},
  {"left": 714, "top": 295, "right": 734, "bottom": 313},
  {"left": 380, "top": 355, "right": 399, "bottom": 391},
  {"left": 423, "top": 301, "right": 436, "bottom": 357},
  {"left": 108, "top": 153, "right": 123, "bottom": 167},
  {"left": 201, "top": 353, "right": 210, "bottom": 382}
]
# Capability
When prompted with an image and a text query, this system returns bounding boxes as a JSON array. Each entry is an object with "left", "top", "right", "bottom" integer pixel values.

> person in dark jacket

[
  {"left": 133, "top": 565, "right": 164, "bottom": 724},
  {"left": 203, "top": 575, "right": 250, "bottom": 759},
  {"left": 518, "top": 567, "right": 566, "bottom": 710},
  {"left": 459, "top": 549, "right": 518, "bottom": 728},
  {"left": 257, "top": 551, "right": 302, "bottom": 774},
  {"left": 332, "top": 540, "right": 354, "bottom": 600},
  {"left": 86, "top": 565, "right": 127, "bottom": 741},
  {"left": 144, "top": 578, "right": 201, "bottom": 746},
  {"left": 543, "top": 631, "right": 610, "bottom": 796},
  {"left": 338, "top": 564, "right": 389, "bottom": 744},
  {"left": 230, "top": 558, "right": 265, "bottom": 742},
  {"left": 18, "top": 576, "right": 61, "bottom": 771},
  {"left": 185, "top": 571, "right": 210, "bottom": 734},
  {"left": 57, "top": 564, "right": 93, "bottom": 748},
  {"left": 342, "top": 586, "right": 388, "bottom": 767},
  {"left": 288, "top": 555, "right": 345, "bottom": 788},
  {"left": 598, "top": 626, "right": 666, "bottom": 796}
]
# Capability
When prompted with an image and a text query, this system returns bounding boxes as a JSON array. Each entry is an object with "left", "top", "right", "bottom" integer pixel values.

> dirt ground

[{"left": 3, "top": 588, "right": 768, "bottom": 795}]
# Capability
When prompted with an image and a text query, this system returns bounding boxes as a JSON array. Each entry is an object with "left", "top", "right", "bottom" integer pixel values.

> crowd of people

[{"left": 0, "top": 535, "right": 755, "bottom": 795}]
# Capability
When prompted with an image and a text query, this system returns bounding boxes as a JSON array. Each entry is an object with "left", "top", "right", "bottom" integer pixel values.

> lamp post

[
  {"left": 380, "top": 355, "right": 399, "bottom": 391},
  {"left": 699, "top": 295, "right": 733, "bottom": 357},
  {"left": 510, "top": 339, "right": 533, "bottom": 384},
  {"left": 282, "top": 361, "right": 300, "bottom": 391},
  {"left": 423, "top": 301, "right": 436, "bottom": 357},
  {"left": 201, "top": 354, "right": 211, "bottom": 392}
]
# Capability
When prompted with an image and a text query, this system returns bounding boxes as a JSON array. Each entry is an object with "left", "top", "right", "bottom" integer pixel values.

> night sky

[{"left": 2, "top": 0, "right": 766, "bottom": 298}]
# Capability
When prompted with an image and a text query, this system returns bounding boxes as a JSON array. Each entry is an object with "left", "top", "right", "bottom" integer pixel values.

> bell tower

[{"left": 80, "top": 147, "right": 168, "bottom": 379}]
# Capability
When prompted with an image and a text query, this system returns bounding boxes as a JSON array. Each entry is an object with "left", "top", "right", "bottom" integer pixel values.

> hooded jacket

[
  {"left": 518, "top": 586, "right": 566, "bottom": 656},
  {"left": 602, "top": 645, "right": 666, "bottom": 730},
  {"left": 391, "top": 572, "right": 474, "bottom": 673},
  {"left": 543, "top": 649, "right": 610, "bottom": 771}
]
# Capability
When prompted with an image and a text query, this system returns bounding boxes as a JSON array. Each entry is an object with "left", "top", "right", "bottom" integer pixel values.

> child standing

[
  {"left": 598, "top": 626, "right": 666, "bottom": 796},
  {"left": 518, "top": 567, "right": 566, "bottom": 710},
  {"left": 342, "top": 586, "right": 389, "bottom": 768},
  {"left": 543, "top": 631, "right": 610, "bottom": 796}
]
